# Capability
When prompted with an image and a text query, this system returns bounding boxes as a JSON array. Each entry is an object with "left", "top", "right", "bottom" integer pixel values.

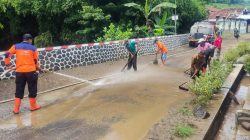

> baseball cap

[
  {"left": 23, "top": 34, "right": 33, "bottom": 40},
  {"left": 198, "top": 38, "right": 205, "bottom": 44}
]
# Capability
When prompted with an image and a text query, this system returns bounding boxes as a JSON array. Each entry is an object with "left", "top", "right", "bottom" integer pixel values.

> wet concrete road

[
  {"left": 0, "top": 66, "right": 192, "bottom": 140},
  {"left": 0, "top": 34, "right": 249, "bottom": 140},
  {"left": 0, "top": 44, "right": 194, "bottom": 140}
]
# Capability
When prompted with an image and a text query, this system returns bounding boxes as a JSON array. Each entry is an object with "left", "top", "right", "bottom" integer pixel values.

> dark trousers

[
  {"left": 203, "top": 55, "right": 209, "bottom": 69},
  {"left": 15, "top": 71, "right": 38, "bottom": 99},
  {"left": 127, "top": 53, "right": 137, "bottom": 71}
]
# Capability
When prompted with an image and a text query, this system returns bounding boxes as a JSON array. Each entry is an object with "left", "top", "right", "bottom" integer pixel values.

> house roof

[{"left": 208, "top": 7, "right": 244, "bottom": 19}]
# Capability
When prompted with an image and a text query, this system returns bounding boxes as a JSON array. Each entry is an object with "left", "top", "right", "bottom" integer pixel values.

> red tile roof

[{"left": 208, "top": 7, "right": 244, "bottom": 19}]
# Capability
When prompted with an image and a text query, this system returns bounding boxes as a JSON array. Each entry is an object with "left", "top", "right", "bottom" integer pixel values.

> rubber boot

[
  {"left": 13, "top": 98, "right": 21, "bottom": 114},
  {"left": 29, "top": 98, "right": 41, "bottom": 111}
]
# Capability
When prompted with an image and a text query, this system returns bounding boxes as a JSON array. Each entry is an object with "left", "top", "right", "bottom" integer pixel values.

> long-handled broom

[
  {"left": 153, "top": 53, "right": 158, "bottom": 65},
  {"left": 121, "top": 50, "right": 139, "bottom": 72}
]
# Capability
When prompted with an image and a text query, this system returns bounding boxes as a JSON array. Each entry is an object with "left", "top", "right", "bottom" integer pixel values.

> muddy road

[{"left": 0, "top": 34, "right": 249, "bottom": 140}]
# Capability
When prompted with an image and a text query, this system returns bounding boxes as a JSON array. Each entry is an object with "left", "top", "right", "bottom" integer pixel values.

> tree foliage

[
  {"left": 0, "top": 0, "right": 208, "bottom": 50},
  {"left": 76, "top": 6, "right": 111, "bottom": 42},
  {"left": 174, "top": 0, "right": 207, "bottom": 33},
  {"left": 124, "top": 0, "right": 176, "bottom": 31},
  {"left": 34, "top": 31, "right": 53, "bottom": 48},
  {"left": 97, "top": 23, "right": 133, "bottom": 42}
]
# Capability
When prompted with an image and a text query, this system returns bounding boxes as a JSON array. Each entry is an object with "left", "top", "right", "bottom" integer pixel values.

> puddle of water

[{"left": 215, "top": 76, "right": 250, "bottom": 140}]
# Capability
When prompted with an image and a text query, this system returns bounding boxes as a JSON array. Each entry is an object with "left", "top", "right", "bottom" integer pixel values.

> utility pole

[{"left": 175, "top": 0, "right": 177, "bottom": 35}]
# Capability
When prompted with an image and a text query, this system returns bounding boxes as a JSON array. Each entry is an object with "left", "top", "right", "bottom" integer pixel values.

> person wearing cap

[
  {"left": 190, "top": 51, "right": 205, "bottom": 79},
  {"left": 197, "top": 38, "right": 214, "bottom": 72},
  {"left": 197, "top": 38, "right": 210, "bottom": 52},
  {"left": 4, "top": 34, "right": 41, "bottom": 114},
  {"left": 124, "top": 39, "right": 139, "bottom": 71},
  {"left": 154, "top": 39, "right": 168, "bottom": 65}
]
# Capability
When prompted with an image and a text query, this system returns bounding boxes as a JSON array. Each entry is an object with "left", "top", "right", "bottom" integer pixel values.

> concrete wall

[
  {"left": 217, "top": 19, "right": 248, "bottom": 33},
  {"left": 0, "top": 34, "right": 188, "bottom": 80}
]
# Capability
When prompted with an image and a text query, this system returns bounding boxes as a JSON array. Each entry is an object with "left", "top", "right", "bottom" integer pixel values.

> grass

[
  {"left": 175, "top": 123, "right": 196, "bottom": 138},
  {"left": 244, "top": 55, "right": 250, "bottom": 73},
  {"left": 178, "top": 107, "right": 193, "bottom": 116},
  {"left": 221, "top": 31, "right": 233, "bottom": 39},
  {"left": 224, "top": 42, "right": 250, "bottom": 63}
]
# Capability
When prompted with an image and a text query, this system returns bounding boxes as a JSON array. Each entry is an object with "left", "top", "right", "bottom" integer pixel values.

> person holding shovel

[
  {"left": 154, "top": 39, "right": 168, "bottom": 65},
  {"left": 190, "top": 51, "right": 205, "bottom": 79},
  {"left": 124, "top": 39, "right": 139, "bottom": 71},
  {"left": 4, "top": 34, "right": 41, "bottom": 114}
]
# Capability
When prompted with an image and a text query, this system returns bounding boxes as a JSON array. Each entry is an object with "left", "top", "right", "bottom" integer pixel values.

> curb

[{"left": 203, "top": 64, "right": 245, "bottom": 140}]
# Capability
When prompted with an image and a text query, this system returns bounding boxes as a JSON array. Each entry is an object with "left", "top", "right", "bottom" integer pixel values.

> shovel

[
  {"left": 179, "top": 81, "right": 190, "bottom": 91},
  {"left": 178, "top": 72, "right": 196, "bottom": 91},
  {"left": 153, "top": 53, "right": 158, "bottom": 65}
]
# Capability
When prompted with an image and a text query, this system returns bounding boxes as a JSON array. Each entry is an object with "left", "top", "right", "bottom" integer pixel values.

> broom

[{"left": 153, "top": 53, "right": 158, "bottom": 65}]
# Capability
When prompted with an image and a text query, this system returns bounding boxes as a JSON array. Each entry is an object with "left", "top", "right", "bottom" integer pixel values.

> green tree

[
  {"left": 76, "top": 5, "right": 111, "bottom": 42},
  {"left": 0, "top": 0, "right": 7, "bottom": 29},
  {"left": 175, "top": 0, "right": 207, "bottom": 33},
  {"left": 124, "top": 0, "right": 176, "bottom": 32}
]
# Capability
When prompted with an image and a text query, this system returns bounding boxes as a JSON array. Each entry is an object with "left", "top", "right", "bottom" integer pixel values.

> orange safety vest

[{"left": 4, "top": 42, "right": 39, "bottom": 72}]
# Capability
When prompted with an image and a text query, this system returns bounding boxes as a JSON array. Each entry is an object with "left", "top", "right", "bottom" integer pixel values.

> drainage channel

[{"left": 215, "top": 75, "right": 250, "bottom": 140}]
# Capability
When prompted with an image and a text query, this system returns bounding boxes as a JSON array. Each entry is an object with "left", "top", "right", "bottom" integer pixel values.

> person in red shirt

[
  {"left": 154, "top": 39, "right": 168, "bottom": 65},
  {"left": 4, "top": 34, "right": 41, "bottom": 114},
  {"left": 213, "top": 32, "right": 222, "bottom": 60}
]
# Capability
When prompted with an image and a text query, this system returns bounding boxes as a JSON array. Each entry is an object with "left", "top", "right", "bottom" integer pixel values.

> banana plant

[
  {"left": 153, "top": 12, "right": 175, "bottom": 36},
  {"left": 123, "top": 0, "right": 176, "bottom": 33}
]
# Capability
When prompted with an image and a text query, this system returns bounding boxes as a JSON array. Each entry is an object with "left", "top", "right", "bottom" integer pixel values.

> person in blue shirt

[{"left": 124, "top": 39, "right": 139, "bottom": 71}]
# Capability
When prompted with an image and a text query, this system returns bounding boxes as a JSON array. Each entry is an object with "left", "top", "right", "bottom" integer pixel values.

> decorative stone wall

[{"left": 0, "top": 34, "right": 188, "bottom": 80}]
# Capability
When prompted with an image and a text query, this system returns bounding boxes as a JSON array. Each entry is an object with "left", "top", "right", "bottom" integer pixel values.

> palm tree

[{"left": 124, "top": 0, "right": 176, "bottom": 33}]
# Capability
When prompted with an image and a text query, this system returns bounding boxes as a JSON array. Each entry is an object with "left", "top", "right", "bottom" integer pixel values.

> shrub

[
  {"left": 34, "top": 31, "right": 53, "bottom": 48},
  {"left": 154, "top": 28, "right": 165, "bottom": 36},
  {"left": 223, "top": 48, "right": 240, "bottom": 63},
  {"left": 60, "top": 30, "right": 82, "bottom": 45},
  {"left": 224, "top": 42, "right": 250, "bottom": 63},
  {"left": 97, "top": 23, "right": 133, "bottom": 42},
  {"left": 175, "top": 123, "right": 195, "bottom": 138},
  {"left": 133, "top": 25, "right": 149, "bottom": 38},
  {"left": 189, "top": 60, "right": 232, "bottom": 106},
  {"left": 178, "top": 107, "right": 193, "bottom": 116},
  {"left": 190, "top": 41, "right": 249, "bottom": 107},
  {"left": 244, "top": 55, "right": 250, "bottom": 73},
  {"left": 237, "top": 42, "right": 250, "bottom": 56}
]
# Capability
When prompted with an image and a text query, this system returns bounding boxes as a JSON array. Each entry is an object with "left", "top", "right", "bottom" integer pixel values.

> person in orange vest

[
  {"left": 4, "top": 34, "right": 41, "bottom": 114},
  {"left": 154, "top": 39, "right": 168, "bottom": 65}
]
